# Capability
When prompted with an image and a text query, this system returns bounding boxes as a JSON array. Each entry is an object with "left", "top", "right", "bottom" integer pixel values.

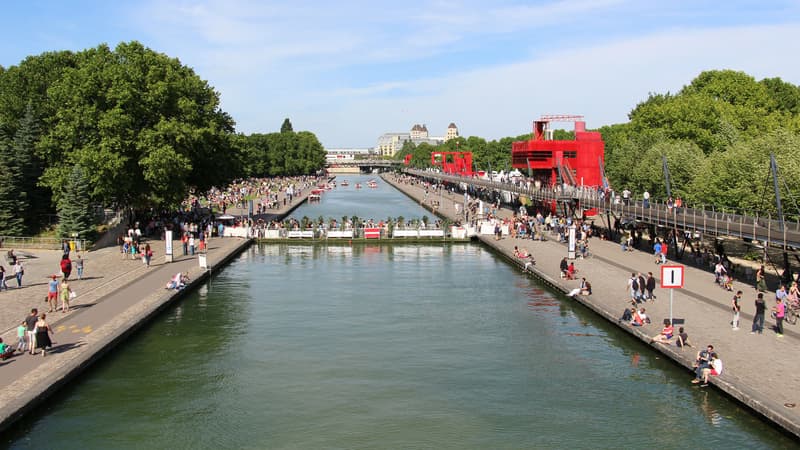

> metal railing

[
  {"left": 405, "top": 169, "right": 800, "bottom": 248},
  {"left": 0, "top": 236, "right": 91, "bottom": 251}
]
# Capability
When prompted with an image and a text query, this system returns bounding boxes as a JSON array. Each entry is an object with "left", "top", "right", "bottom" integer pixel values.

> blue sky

[{"left": 2, "top": 1, "right": 799, "bottom": 147}]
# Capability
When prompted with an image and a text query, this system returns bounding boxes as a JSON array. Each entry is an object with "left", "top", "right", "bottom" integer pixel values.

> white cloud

[
  {"left": 126, "top": 2, "right": 800, "bottom": 148},
  {"left": 308, "top": 22, "right": 800, "bottom": 147}
]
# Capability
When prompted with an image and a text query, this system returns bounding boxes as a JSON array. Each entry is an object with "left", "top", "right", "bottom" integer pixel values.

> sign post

[
  {"left": 660, "top": 265, "right": 685, "bottom": 327},
  {"left": 567, "top": 224, "right": 576, "bottom": 259},
  {"left": 165, "top": 230, "right": 173, "bottom": 263}
]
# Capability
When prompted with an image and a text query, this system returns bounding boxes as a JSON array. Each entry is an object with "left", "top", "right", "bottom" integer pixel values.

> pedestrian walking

[
  {"left": 731, "top": 290, "right": 741, "bottom": 330},
  {"left": 646, "top": 272, "right": 657, "bottom": 301},
  {"left": 47, "top": 275, "right": 59, "bottom": 312},
  {"left": 13, "top": 260, "right": 23, "bottom": 287},
  {"left": 60, "top": 278, "right": 72, "bottom": 313},
  {"left": 772, "top": 297, "right": 785, "bottom": 338},
  {"left": 752, "top": 293, "right": 766, "bottom": 334},
  {"left": 25, "top": 309, "right": 38, "bottom": 354},
  {"left": 76, "top": 254, "right": 84, "bottom": 279},
  {"left": 34, "top": 313, "right": 54, "bottom": 356},
  {"left": 16, "top": 321, "right": 26, "bottom": 353},
  {"left": 0, "top": 265, "right": 6, "bottom": 290}
]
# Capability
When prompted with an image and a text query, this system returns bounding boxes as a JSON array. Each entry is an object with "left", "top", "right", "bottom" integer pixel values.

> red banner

[{"left": 364, "top": 228, "right": 380, "bottom": 239}]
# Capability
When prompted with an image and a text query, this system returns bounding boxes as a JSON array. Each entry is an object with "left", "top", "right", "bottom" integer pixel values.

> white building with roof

[{"left": 377, "top": 123, "right": 458, "bottom": 157}]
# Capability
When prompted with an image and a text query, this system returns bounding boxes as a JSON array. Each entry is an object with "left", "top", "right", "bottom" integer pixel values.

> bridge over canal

[{"left": 404, "top": 168, "right": 800, "bottom": 251}]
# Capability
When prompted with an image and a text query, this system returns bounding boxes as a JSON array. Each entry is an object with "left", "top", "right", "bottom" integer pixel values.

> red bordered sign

[{"left": 660, "top": 265, "right": 684, "bottom": 288}]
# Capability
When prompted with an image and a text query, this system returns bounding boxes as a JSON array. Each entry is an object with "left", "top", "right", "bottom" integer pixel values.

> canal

[{"left": 5, "top": 175, "right": 795, "bottom": 448}]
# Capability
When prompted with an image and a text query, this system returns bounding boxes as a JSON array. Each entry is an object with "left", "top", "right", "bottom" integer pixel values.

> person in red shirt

[
  {"left": 651, "top": 320, "right": 674, "bottom": 344},
  {"left": 59, "top": 254, "right": 72, "bottom": 280}
]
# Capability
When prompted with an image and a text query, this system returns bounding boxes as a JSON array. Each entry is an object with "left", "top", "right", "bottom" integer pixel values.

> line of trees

[
  {"left": 0, "top": 42, "right": 325, "bottom": 237},
  {"left": 396, "top": 70, "right": 800, "bottom": 215}
]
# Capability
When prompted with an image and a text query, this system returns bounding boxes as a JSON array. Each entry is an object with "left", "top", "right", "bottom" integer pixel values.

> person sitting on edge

[
  {"left": 166, "top": 272, "right": 189, "bottom": 290},
  {"left": 566, "top": 262, "right": 576, "bottom": 280},
  {"left": 630, "top": 308, "right": 648, "bottom": 327},
  {"left": 650, "top": 320, "right": 674, "bottom": 344},
  {"left": 674, "top": 327, "right": 690, "bottom": 348},
  {"left": 692, "top": 345, "right": 714, "bottom": 383},
  {"left": 567, "top": 278, "right": 592, "bottom": 297},
  {"left": 523, "top": 254, "right": 536, "bottom": 272},
  {"left": 698, "top": 353, "right": 723, "bottom": 386}
]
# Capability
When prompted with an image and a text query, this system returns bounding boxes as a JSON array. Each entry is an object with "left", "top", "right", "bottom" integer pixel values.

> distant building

[
  {"left": 325, "top": 147, "right": 372, "bottom": 163},
  {"left": 445, "top": 123, "right": 459, "bottom": 141},
  {"left": 377, "top": 123, "right": 457, "bottom": 157},
  {"left": 410, "top": 123, "right": 428, "bottom": 139}
]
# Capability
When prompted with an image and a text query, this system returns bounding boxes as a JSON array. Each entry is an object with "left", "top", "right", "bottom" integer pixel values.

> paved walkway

[
  {"left": 383, "top": 173, "right": 800, "bottom": 439},
  {"left": 0, "top": 191, "right": 315, "bottom": 431}
]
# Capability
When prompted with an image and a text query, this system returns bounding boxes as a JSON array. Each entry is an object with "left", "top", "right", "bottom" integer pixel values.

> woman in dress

[
  {"left": 756, "top": 265, "right": 767, "bottom": 292},
  {"left": 60, "top": 278, "right": 72, "bottom": 313},
  {"left": 34, "top": 313, "right": 54, "bottom": 356}
]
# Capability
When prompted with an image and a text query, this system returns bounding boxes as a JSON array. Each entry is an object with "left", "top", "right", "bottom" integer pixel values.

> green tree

[
  {"left": 13, "top": 102, "right": 48, "bottom": 230},
  {"left": 281, "top": 118, "right": 293, "bottom": 133},
  {"left": 36, "top": 41, "right": 237, "bottom": 209},
  {"left": 57, "top": 164, "right": 95, "bottom": 239},
  {"left": 0, "top": 129, "right": 26, "bottom": 235}
]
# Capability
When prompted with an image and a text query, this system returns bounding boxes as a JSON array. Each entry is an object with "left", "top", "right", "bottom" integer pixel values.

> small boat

[
  {"left": 308, "top": 194, "right": 321, "bottom": 202},
  {"left": 368, "top": 181, "right": 378, "bottom": 188},
  {"left": 341, "top": 180, "right": 349, "bottom": 187},
  {"left": 311, "top": 188, "right": 324, "bottom": 195},
  {"left": 355, "top": 183, "right": 362, "bottom": 189}
]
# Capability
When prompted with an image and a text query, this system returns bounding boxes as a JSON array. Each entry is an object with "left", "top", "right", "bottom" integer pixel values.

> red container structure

[
  {"left": 430, "top": 151, "right": 474, "bottom": 176},
  {"left": 511, "top": 115, "right": 605, "bottom": 188}
]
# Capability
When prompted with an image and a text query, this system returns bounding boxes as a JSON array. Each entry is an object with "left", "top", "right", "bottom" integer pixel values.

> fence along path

[{"left": 406, "top": 169, "right": 800, "bottom": 248}]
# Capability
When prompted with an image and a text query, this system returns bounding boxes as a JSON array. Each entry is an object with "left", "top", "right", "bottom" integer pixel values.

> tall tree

[
  {"left": 13, "top": 102, "right": 48, "bottom": 230},
  {"left": 0, "top": 129, "right": 27, "bottom": 235},
  {"left": 280, "top": 118, "right": 293, "bottom": 133},
  {"left": 57, "top": 164, "right": 95, "bottom": 239}
]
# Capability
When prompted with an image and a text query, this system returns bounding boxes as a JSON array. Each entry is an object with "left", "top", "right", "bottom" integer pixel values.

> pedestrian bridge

[{"left": 405, "top": 169, "right": 800, "bottom": 249}]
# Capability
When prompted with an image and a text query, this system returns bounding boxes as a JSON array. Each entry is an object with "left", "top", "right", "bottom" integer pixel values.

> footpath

[
  {"left": 0, "top": 186, "right": 314, "bottom": 432},
  {"left": 382, "top": 173, "right": 800, "bottom": 440}
]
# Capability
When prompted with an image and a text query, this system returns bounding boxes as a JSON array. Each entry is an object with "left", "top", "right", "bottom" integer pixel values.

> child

[
  {"left": 16, "top": 321, "right": 26, "bottom": 353},
  {"left": 0, "top": 337, "right": 12, "bottom": 359}
]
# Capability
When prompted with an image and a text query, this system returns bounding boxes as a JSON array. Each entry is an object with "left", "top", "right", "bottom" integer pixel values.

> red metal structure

[
  {"left": 511, "top": 115, "right": 605, "bottom": 187},
  {"left": 430, "top": 151, "right": 474, "bottom": 176}
]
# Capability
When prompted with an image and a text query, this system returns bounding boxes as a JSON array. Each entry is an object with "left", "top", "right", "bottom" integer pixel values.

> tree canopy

[
  {"left": 0, "top": 41, "right": 327, "bottom": 233},
  {"left": 396, "top": 70, "right": 800, "bottom": 215}
]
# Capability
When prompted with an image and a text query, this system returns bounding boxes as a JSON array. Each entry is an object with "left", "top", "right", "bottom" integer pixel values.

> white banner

[
  {"left": 327, "top": 230, "right": 354, "bottom": 238},
  {"left": 419, "top": 230, "right": 444, "bottom": 237},
  {"left": 393, "top": 230, "right": 419, "bottom": 238}
]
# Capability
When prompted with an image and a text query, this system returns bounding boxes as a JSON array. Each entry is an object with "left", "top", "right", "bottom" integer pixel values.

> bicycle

[{"left": 785, "top": 300, "right": 800, "bottom": 325}]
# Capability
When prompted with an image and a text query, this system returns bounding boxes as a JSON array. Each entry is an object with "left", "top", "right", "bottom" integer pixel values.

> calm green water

[{"left": 4, "top": 176, "right": 796, "bottom": 449}]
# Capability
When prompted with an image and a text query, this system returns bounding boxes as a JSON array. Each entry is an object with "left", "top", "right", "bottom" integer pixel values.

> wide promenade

[
  {"left": 382, "top": 173, "right": 800, "bottom": 439},
  {"left": 0, "top": 187, "right": 314, "bottom": 432}
]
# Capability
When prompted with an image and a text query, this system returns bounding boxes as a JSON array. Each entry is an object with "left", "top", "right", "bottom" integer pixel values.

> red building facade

[{"left": 511, "top": 115, "right": 605, "bottom": 188}]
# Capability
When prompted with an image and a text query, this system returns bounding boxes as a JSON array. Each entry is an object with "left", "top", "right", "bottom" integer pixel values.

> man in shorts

[{"left": 47, "top": 275, "right": 59, "bottom": 312}]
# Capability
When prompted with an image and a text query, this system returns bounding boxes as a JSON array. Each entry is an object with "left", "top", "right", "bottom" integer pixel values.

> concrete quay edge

[
  {"left": 0, "top": 238, "right": 252, "bottom": 433},
  {"left": 381, "top": 173, "right": 800, "bottom": 440}
]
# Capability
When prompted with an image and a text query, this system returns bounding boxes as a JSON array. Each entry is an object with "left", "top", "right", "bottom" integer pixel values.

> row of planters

[
  {"left": 254, "top": 216, "right": 458, "bottom": 239},
  {"left": 290, "top": 216, "right": 449, "bottom": 234}
]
